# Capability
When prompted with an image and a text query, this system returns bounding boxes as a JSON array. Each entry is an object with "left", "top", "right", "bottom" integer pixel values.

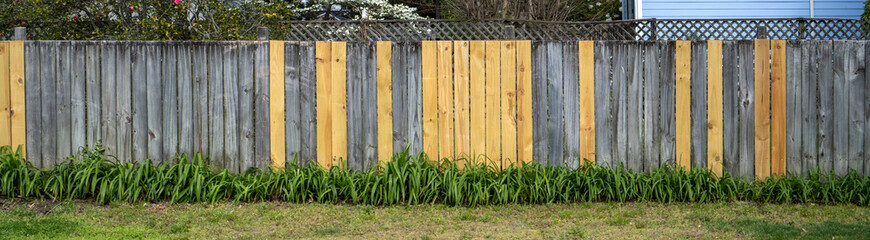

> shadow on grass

[{"left": 707, "top": 218, "right": 870, "bottom": 240}]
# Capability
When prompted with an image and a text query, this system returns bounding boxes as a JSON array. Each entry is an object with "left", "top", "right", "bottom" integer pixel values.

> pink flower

[
  {"left": 129, "top": 6, "right": 134, "bottom": 11},
  {"left": 73, "top": 16, "right": 79, "bottom": 21},
  {"left": 174, "top": 0, "right": 181, "bottom": 4}
]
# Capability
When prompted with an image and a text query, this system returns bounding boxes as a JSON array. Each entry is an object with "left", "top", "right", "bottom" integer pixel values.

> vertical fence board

[
  {"left": 501, "top": 41, "right": 518, "bottom": 166},
  {"left": 532, "top": 41, "right": 549, "bottom": 165},
  {"left": 642, "top": 42, "right": 660, "bottom": 171},
  {"left": 377, "top": 41, "right": 393, "bottom": 163},
  {"left": 41, "top": 41, "right": 57, "bottom": 167},
  {"left": 0, "top": 43, "right": 9, "bottom": 147},
  {"left": 612, "top": 43, "right": 627, "bottom": 167},
  {"left": 627, "top": 42, "right": 642, "bottom": 172},
  {"left": 346, "top": 43, "right": 362, "bottom": 170},
  {"left": 9, "top": 41, "right": 25, "bottom": 156},
  {"left": 818, "top": 41, "right": 833, "bottom": 173},
  {"left": 754, "top": 39, "right": 771, "bottom": 179},
  {"left": 284, "top": 42, "right": 300, "bottom": 166},
  {"left": 691, "top": 41, "right": 707, "bottom": 170},
  {"left": 315, "top": 41, "right": 332, "bottom": 167},
  {"left": 847, "top": 41, "right": 865, "bottom": 173},
  {"left": 832, "top": 41, "right": 848, "bottom": 175},
  {"left": 594, "top": 41, "right": 612, "bottom": 167},
  {"left": 239, "top": 42, "right": 256, "bottom": 170},
  {"left": 363, "top": 42, "right": 378, "bottom": 170},
  {"left": 546, "top": 41, "right": 564, "bottom": 167},
  {"left": 577, "top": 41, "right": 595, "bottom": 164},
  {"left": 437, "top": 41, "right": 454, "bottom": 160},
  {"left": 801, "top": 41, "right": 819, "bottom": 172},
  {"left": 192, "top": 43, "right": 207, "bottom": 156},
  {"left": 269, "top": 41, "right": 285, "bottom": 170},
  {"left": 421, "top": 41, "right": 438, "bottom": 159},
  {"left": 486, "top": 41, "right": 502, "bottom": 166},
  {"left": 771, "top": 40, "right": 787, "bottom": 176},
  {"left": 786, "top": 40, "right": 803, "bottom": 176},
  {"left": 707, "top": 40, "right": 724, "bottom": 176},
  {"left": 207, "top": 44, "right": 223, "bottom": 167},
  {"left": 100, "top": 42, "right": 117, "bottom": 158},
  {"left": 176, "top": 43, "right": 191, "bottom": 160},
  {"left": 162, "top": 43, "right": 177, "bottom": 161},
  {"left": 131, "top": 42, "right": 148, "bottom": 162},
  {"left": 146, "top": 43, "right": 163, "bottom": 162},
  {"left": 55, "top": 42, "right": 70, "bottom": 159},
  {"left": 660, "top": 41, "right": 676, "bottom": 167},
  {"left": 737, "top": 40, "right": 755, "bottom": 178},
  {"left": 517, "top": 41, "right": 534, "bottom": 164},
  {"left": 255, "top": 41, "right": 270, "bottom": 169},
  {"left": 453, "top": 41, "right": 470, "bottom": 161},
  {"left": 85, "top": 42, "right": 99, "bottom": 155},
  {"left": 299, "top": 42, "right": 316, "bottom": 165},
  {"left": 24, "top": 42, "right": 40, "bottom": 167},
  {"left": 223, "top": 43, "right": 239, "bottom": 172},
  {"left": 562, "top": 41, "right": 580, "bottom": 168},
  {"left": 722, "top": 41, "right": 739, "bottom": 175},
  {"left": 330, "top": 42, "right": 347, "bottom": 167},
  {"left": 865, "top": 42, "right": 870, "bottom": 176},
  {"left": 675, "top": 40, "right": 691, "bottom": 170},
  {"left": 469, "top": 41, "right": 486, "bottom": 160},
  {"left": 407, "top": 43, "right": 423, "bottom": 156},
  {"left": 391, "top": 42, "right": 408, "bottom": 156}
]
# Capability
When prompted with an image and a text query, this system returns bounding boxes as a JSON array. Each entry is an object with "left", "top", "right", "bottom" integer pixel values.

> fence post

[
  {"left": 504, "top": 24, "right": 516, "bottom": 40},
  {"left": 650, "top": 18, "right": 658, "bottom": 41},
  {"left": 798, "top": 18, "right": 808, "bottom": 39},
  {"left": 756, "top": 25, "right": 768, "bottom": 39},
  {"left": 257, "top": 27, "right": 269, "bottom": 41},
  {"left": 13, "top": 27, "right": 26, "bottom": 40}
]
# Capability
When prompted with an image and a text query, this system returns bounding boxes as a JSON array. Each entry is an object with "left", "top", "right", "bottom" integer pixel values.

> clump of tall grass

[{"left": 0, "top": 145, "right": 868, "bottom": 206}]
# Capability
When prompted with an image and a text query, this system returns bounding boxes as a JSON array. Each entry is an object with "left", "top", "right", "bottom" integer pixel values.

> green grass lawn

[{"left": 0, "top": 200, "right": 868, "bottom": 239}]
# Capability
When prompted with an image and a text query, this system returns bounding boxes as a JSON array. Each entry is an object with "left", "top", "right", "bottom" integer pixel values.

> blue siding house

[{"left": 628, "top": 0, "right": 864, "bottom": 19}]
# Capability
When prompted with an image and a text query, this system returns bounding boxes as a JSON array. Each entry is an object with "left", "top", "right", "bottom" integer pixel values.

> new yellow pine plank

[
  {"left": 578, "top": 41, "right": 596, "bottom": 164},
  {"left": 485, "top": 41, "right": 501, "bottom": 168},
  {"left": 376, "top": 41, "right": 393, "bottom": 165},
  {"left": 330, "top": 42, "right": 347, "bottom": 168},
  {"left": 469, "top": 41, "right": 486, "bottom": 162},
  {"left": 437, "top": 41, "right": 454, "bottom": 160},
  {"left": 9, "top": 41, "right": 25, "bottom": 157},
  {"left": 754, "top": 39, "right": 771, "bottom": 180},
  {"left": 453, "top": 41, "right": 470, "bottom": 162},
  {"left": 771, "top": 39, "right": 787, "bottom": 177},
  {"left": 421, "top": 41, "right": 439, "bottom": 160},
  {"left": 0, "top": 42, "right": 9, "bottom": 146},
  {"left": 500, "top": 41, "right": 518, "bottom": 167},
  {"left": 707, "top": 40, "right": 724, "bottom": 177},
  {"left": 675, "top": 40, "right": 692, "bottom": 171},
  {"left": 516, "top": 41, "right": 534, "bottom": 164},
  {"left": 269, "top": 41, "right": 286, "bottom": 170},
  {"left": 315, "top": 42, "right": 332, "bottom": 168}
]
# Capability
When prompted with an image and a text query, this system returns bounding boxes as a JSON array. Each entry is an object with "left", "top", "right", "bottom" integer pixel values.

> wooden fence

[{"left": 2, "top": 40, "right": 869, "bottom": 179}]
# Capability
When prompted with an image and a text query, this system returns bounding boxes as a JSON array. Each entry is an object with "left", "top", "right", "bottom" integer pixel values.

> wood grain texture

[
  {"left": 191, "top": 43, "right": 207, "bottom": 158},
  {"left": 131, "top": 42, "right": 148, "bottom": 162},
  {"left": 330, "top": 42, "right": 347, "bottom": 167},
  {"left": 562, "top": 41, "right": 580, "bottom": 168},
  {"left": 517, "top": 41, "right": 534, "bottom": 164},
  {"left": 41, "top": 41, "right": 57, "bottom": 167},
  {"left": 818, "top": 41, "right": 833, "bottom": 173},
  {"left": 9, "top": 41, "right": 25, "bottom": 156},
  {"left": 346, "top": 42, "right": 362, "bottom": 170},
  {"left": 707, "top": 40, "right": 724, "bottom": 177},
  {"left": 0, "top": 42, "right": 12, "bottom": 147},
  {"left": 437, "top": 41, "right": 454, "bottom": 161},
  {"left": 421, "top": 41, "right": 438, "bottom": 160},
  {"left": 578, "top": 41, "right": 595, "bottom": 164},
  {"left": 754, "top": 39, "right": 771, "bottom": 179},
  {"left": 391, "top": 42, "right": 408, "bottom": 156},
  {"left": 531, "top": 41, "right": 549, "bottom": 165},
  {"left": 362, "top": 42, "right": 378, "bottom": 170},
  {"left": 469, "top": 41, "right": 486, "bottom": 162},
  {"left": 453, "top": 41, "right": 470, "bottom": 162},
  {"left": 801, "top": 41, "right": 819, "bottom": 172},
  {"left": 269, "top": 40, "right": 286, "bottom": 170},
  {"left": 254, "top": 41, "right": 271, "bottom": 169},
  {"left": 866, "top": 42, "right": 870, "bottom": 176},
  {"left": 690, "top": 41, "right": 707, "bottom": 170},
  {"left": 407, "top": 43, "right": 423, "bottom": 156},
  {"left": 284, "top": 42, "right": 300, "bottom": 167},
  {"left": 54, "top": 42, "right": 70, "bottom": 158},
  {"left": 786, "top": 40, "right": 803, "bottom": 176},
  {"left": 501, "top": 41, "right": 518, "bottom": 166},
  {"left": 161, "top": 43, "right": 177, "bottom": 161},
  {"left": 594, "top": 41, "right": 612, "bottom": 167},
  {"left": 84, "top": 42, "right": 99, "bottom": 155},
  {"left": 486, "top": 41, "right": 502, "bottom": 167},
  {"left": 24, "top": 41, "right": 40, "bottom": 167},
  {"left": 207, "top": 43, "right": 222, "bottom": 167},
  {"left": 238, "top": 42, "right": 256, "bottom": 170},
  {"left": 611, "top": 43, "right": 626, "bottom": 168},
  {"left": 299, "top": 42, "right": 316, "bottom": 165},
  {"left": 223, "top": 42, "right": 239, "bottom": 172},
  {"left": 626, "top": 42, "right": 642, "bottom": 172},
  {"left": 315, "top": 41, "right": 332, "bottom": 168},
  {"left": 642, "top": 42, "right": 660, "bottom": 171},
  {"left": 675, "top": 40, "right": 692, "bottom": 171},
  {"left": 146, "top": 43, "right": 163, "bottom": 163},
  {"left": 846, "top": 41, "right": 865, "bottom": 174},
  {"left": 546, "top": 41, "right": 564, "bottom": 167},
  {"left": 832, "top": 40, "right": 848, "bottom": 175},
  {"left": 722, "top": 41, "right": 739, "bottom": 176},
  {"left": 377, "top": 41, "right": 393, "bottom": 164},
  {"left": 771, "top": 40, "right": 787, "bottom": 177},
  {"left": 659, "top": 42, "right": 676, "bottom": 167},
  {"left": 176, "top": 43, "right": 191, "bottom": 160}
]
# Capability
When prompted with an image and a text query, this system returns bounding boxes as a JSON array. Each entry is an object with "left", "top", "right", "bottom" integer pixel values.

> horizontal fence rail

[{"left": 1, "top": 39, "right": 869, "bottom": 179}]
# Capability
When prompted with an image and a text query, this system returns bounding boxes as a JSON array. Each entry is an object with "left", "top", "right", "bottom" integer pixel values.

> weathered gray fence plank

[
  {"left": 223, "top": 42, "right": 240, "bottom": 172},
  {"left": 238, "top": 42, "right": 256, "bottom": 171},
  {"left": 691, "top": 41, "right": 707, "bottom": 170},
  {"left": 24, "top": 42, "right": 42, "bottom": 168},
  {"left": 593, "top": 41, "right": 612, "bottom": 168},
  {"left": 131, "top": 42, "right": 148, "bottom": 162},
  {"left": 392, "top": 42, "right": 409, "bottom": 155},
  {"left": 177, "top": 43, "right": 193, "bottom": 158},
  {"left": 626, "top": 42, "right": 643, "bottom": 172},
  {"left": 801, "top": 41, "right": 818, "bottom": 172},
  {"left": 786, "top": 40, "right": 803, "bottom": 176},
  {"left": 116, "top": 42, "right": 132, "bottom": 163},
  {"left": 407, "top": 42, "right": 423, "bottom": 155},
  {"left": 347, "top": 42, "right": 363, "bottom": 170},
  {"left": 85, "top": 42, "right": 100, "bottom": 151},
  {"left": 737, "top": 40, "right": 755, "bottom": 179},
  {"left": 284, "top": 42, "right": 301, "bottom": 165},
  {"left": 562, "top": 41, "right": 580, "bottom": 168},
  {"left": 299, "top": 42, "right": 316, "bottom": 165},
  {"left": 208, "top": 43, "right": 225, "bottom": 168},
  {"left": 56, "top": 42, "right": 71, "bottom": 159},
  {"left": 832, "top": 40, "right": 848, "bottom": 175},
  {"left": 100, "top": 42, "right": 117, "bottom": 158},
  {"left": 162, "top": 43, "right": 178, "bottom": 161},
  {"left": 818, "top": 40, "right": 834, "bottom": 173},
  {"left": 71, "top": 42, "right": 86, "bottom": 156},
  {"left": 611, "top": 42, "right": 627, "bottom": 168},
  {"left": 659, "top": 41, "right": 676, "bottom": 167},
  {"left": 846, "top": 41, "right": 865, "bottom": 173},
  {"left": 254, "top": 41, "right": 270, "bottom": 170},
  {"left": 547, "top": 41, "right": 564, "bottom": 166},
  {"left": 192, "top": 43, "right": 208, "bottom": 156},
  {"left": 643, "top": 42, "right": 661, "bottom": 172},
  {"left": 363, "top": 42, "right": 378, "bottom": 170},
  {"left": 723, "top": 41, "right": 739, "bottom": 175},
  {"left": 532, "top": 41, "right": 549, "bottom": 165},
  {"left": 866, "top": 42, "right": 870, "bottom": 176},
  {"left": 41, "top": 41, "right": 58, "bottom": 167},
  {"left": 146, "top": 43, "right": 163, "bottom": 162}
]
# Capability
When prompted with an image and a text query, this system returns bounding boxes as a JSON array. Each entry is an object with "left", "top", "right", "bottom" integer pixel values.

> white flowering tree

[{"left": 294, "top": 0, "right": 424, "bottom": 20}]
